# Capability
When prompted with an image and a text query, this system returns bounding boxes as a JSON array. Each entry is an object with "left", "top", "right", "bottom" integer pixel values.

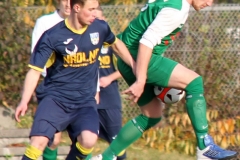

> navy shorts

[
  {"left": 98, "top": 109, "right": 122, "bottom": 143},
  {"left": 30, "top": 97, "right": 99, "bottom": 145}
]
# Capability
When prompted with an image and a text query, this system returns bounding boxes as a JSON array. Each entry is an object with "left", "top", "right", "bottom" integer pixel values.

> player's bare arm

[
  {"left": 111, "top": 38, "right": 135, "bottom": 70},
  {"left": 15, "top": 69, "right": 41, "bottom": 122},
  {"left": 100, "top": 71, "right": 122, "bottom": 88},
  {"left": 122, "top": 43, "right": 152, "bottom": 103},
  {"left": 123, "top": 8, "right": 184, "bottom": 103}
]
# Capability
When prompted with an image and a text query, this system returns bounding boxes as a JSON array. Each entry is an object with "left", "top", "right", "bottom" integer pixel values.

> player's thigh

[
  {"left": 168, "top": 63, "right": 199, "bottom": 89},
  {"left": 147, "top": 55, "right": 178, "bottom": 87},
  {"left": 68, "top": 106, "right": 99, "bottom": 144},
  {"left": 30, "top": 98, "right": 69, "bottom": 144}
]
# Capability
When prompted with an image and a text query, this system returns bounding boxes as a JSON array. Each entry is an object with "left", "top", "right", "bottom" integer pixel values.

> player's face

[
  {"left": 78, "top": 0, "right": 99, "bottom": 25},
  {"left": 58, "top": 0, "right": 71, "bottom": 18},
  {"left": 192, "top": 0, "right": 213, "bottom": 11},
  {"left": 95, "top": 10, "right": 105, "bottom": 20}
]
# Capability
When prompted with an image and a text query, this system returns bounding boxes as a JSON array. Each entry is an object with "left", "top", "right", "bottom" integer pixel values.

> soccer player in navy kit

[
  {"left": 14, "top": 0, "right": 135, "bottom": 160},
  {"left": 96, "top": 8, "right": 126, "bottom": 160},
  {"left": 31, "top": 1, "right": 71, "bottom": 159}
]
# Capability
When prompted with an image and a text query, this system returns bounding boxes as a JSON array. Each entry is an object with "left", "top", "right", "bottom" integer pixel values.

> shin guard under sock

[
  {"left": 102, "top": 114, "right": 161, "bottom": 160},
  {"left": 185, "top": 76, "right": 208, "bottom": 150}
]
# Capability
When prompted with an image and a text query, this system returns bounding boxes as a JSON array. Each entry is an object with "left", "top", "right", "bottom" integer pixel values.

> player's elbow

[
  {"left": 140, "top": 27, "right": 164, "bottom": 49},
  {"left": 111, "top": 39, "right": 120, "bottom": 53}
]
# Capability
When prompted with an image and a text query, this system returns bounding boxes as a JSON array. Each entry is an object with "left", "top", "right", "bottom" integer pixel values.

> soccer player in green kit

[{"left": 91, "top": 0, "right": 238, "bottom": 159}]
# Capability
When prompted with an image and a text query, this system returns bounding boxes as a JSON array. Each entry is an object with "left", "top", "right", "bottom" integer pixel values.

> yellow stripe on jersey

[
  {"left": 112, "top": 54, "right": 118, "bottom": 70},
  {"left": 45, "top": 52, "right": 56, "bottom": 68},
  {"left": 28, "top": 64, "right": 44, "bottom": 72},
  {"left": 103, "top": 37, "right": 117, "bottom": 47},
  {"left": 65, "top": 18, "right": 88, "bottom": 34}
]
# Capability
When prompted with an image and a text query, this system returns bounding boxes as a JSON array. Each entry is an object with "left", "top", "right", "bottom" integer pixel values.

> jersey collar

[{"left": 65, "top": 18, "right": 88, "bottom": 34}]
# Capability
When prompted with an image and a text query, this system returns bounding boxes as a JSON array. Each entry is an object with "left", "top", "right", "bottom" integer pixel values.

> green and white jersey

[{"left": 120, "top": 0, "right": 190, "bottom": 56}]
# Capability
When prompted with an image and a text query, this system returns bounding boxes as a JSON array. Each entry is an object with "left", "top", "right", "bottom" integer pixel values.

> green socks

[
  {"left": 42, "top": 147, "right": 58, "bottom": 160},
  {"left": 102, "top": 120, "right": 142, "bottom": 160},
  {"left": 185, "top": 76, "right": 208, "bottom": 150},
  {"left": 102, "top": 114, "right": 161, "bottom": 160}
]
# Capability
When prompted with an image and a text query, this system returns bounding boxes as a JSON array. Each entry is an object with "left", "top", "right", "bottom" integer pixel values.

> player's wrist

[
  {"left": 19, "top": 99, "right": 28, "bottom": 106},
  {"left": 136, "top": 77, "right": 146, "bottom": 84}
]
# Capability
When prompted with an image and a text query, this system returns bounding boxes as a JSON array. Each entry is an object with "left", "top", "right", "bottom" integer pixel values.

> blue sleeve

[
  {"left": 103, "top": 22, "right": 117, "bottom": 47},
  {"left": 29, "top": 32, "right": 55, "bottom": 72}
]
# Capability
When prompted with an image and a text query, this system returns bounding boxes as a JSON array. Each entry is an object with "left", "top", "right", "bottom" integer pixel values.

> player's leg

[
  {"left": 66, "top": 106, "right": 99, "bottom": 160},
  {"left": 22, "top": 98, "right": 63, "bottom": 160},
  {"left": 92, "top": 58, "right": 163, "bottom": 160},
  {"left": 98, "top": 109, "right": 126, "bottom": 160},
  {"left": 42, "top": 132, "right": 62, "bottom": 160},
  {"left": 162, "top": 58, "right": 237, "bottom": 159}
]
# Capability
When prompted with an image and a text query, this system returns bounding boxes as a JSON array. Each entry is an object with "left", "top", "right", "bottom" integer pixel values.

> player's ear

[{"left": 73, "top": 4, "right": 81, "bottom": 12}]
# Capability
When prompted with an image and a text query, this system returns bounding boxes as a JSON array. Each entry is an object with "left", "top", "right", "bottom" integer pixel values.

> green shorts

[{"left": 117, "top": 49, "right": 178, "bottom": 106}]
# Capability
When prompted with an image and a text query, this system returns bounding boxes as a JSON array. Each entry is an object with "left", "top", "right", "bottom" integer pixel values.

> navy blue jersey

[
  {"left": 29, "top": 19, "right": 116, "bottom": 107},
  {"left": 98, "top": 47, "right": 121, "bottom": 109}
]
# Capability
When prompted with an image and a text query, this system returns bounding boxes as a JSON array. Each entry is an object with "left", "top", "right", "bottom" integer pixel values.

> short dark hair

[
  {"left": 70, "top": 0, "right": 99, "bottom": 8},
  {"left": 70, "top": 0, "right": 86, "bottom": 8}
]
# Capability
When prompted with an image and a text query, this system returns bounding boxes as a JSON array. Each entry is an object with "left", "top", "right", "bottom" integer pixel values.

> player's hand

[
  {"left": 100, "top": 76, "right": 112, "bottom": 88},
  {"left": 15, "top": 102, "right": 28, "bottom": 122},
  {"left": 122, "top": 81, "right": 145, "bottom": 103}
]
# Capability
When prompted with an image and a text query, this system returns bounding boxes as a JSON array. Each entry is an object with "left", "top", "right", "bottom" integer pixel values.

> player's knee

[
  {"left": 50, "top": 133, "right": 61, "bottom": 149},
  {"left": 30, "top": 136, "right": 48, "bottom": 151},
  {"left": 185, "top": 76, "right": 204, "bottom": 95},
  {"left": 78, "top": 131, "right": 98, "bottom": 148},
  {"left": 50, "top": 138, "right": 60, "bottom": 150}
]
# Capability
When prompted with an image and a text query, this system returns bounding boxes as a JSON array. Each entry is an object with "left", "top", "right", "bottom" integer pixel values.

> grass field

[
  {"left": 92, "top": 140, "right": 195, "bottom": 160},
  {"left": 60, "top": 132, "right": 195, "bottom": 160}
]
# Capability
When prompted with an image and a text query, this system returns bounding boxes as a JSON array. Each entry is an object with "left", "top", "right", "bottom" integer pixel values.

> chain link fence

[
  {"left": 23, "top": 4, "right": 240, "bottom": 158},
  {"left": 101, "top": 4, "right": 240, "bottom": 158},
  {"left": 100, "top": 4, "right": 240, "bottom": 117}
]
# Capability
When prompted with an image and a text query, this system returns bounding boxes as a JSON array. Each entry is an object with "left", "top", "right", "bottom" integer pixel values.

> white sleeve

[
  {"left": 96, "top": 71, "right": 100, "bottom": 92},
  {"left": 31, "top": 18, "right": 47, "bottom": 77},
  {"left": 140, "top": 8, "right": 183, "bottom": 49},
  {"left": 31, "top": 19, "right": 45, "bottom": 53}
]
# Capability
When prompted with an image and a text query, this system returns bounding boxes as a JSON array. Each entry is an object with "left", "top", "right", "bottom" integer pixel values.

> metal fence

[
  {"left": 25, "top": 4, "right": 240, "bottom": 158},
  {"left": 101, "top": 4, "right": 240, "bottom": 158},
  {"left": 99, "top": 4, "right": 240, "bottom": 116}
]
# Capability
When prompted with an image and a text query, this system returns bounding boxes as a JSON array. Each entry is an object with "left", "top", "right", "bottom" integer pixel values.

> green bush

[{"left": 0, "top": 5, "right": 33, "bottom": 108}]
